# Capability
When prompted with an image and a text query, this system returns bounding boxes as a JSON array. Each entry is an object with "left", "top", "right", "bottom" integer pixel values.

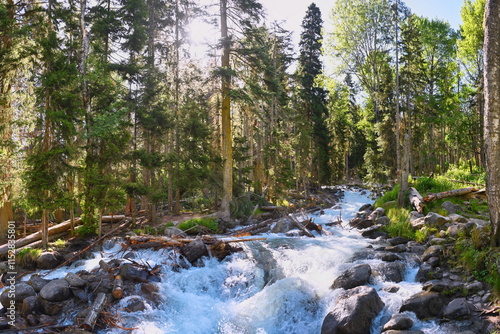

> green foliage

[
  {"left": 178, "top": 217, "right": 220, "bottom": 234},
  {"left": 383, "top": 207, "right": 415, "bottom": 239},
  {"left": 76, "top": 223, "right": 98, "bottom": 237},
  {"left": 16, "top": 247, "right": 41, "bottom": 268},
  {"left": 415, "top": 226, "right": 438, "bottom": 243},
  {"left": 374, "top": 185, "right": 399, "bottom": 208},
  {"left": 444, "top": 162, "right": 486, "bottom": 185},
  {"left": 50, "top": 239, "right": 67, "bottom": 249}
]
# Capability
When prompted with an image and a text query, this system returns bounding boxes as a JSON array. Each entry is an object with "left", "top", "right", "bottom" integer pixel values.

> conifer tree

[{"left": 297, "top": 3, "right": 331, "bottom": 185}]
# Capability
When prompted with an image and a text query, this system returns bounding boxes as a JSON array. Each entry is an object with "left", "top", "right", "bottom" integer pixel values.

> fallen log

[
  {"left": 101, "top": 215, "right": 126, "bottom": 223},
  {"left": 224, "top": 218, "right": 276, "bottom": 237},
  {"left": 80, "top": 292, "right": 107, "bottom": 331},
  {"left": 0, "top": 218, "right": 82, "bottom": 257},
  {"left": 424, "top": 187, "right": 478, "bottom": 202},
  {"left": 409, "top": 187, "right": 425, "bottom": 213},
  {"left": 289, "top": 214, "right": 315, "bottom": 238}
]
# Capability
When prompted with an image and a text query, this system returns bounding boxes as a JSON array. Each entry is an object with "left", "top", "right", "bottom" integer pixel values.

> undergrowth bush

[
  {"left": 16, "top": 247, "right": 41, "bottom": 268},
  {"left": 178, "top": 217, "right": 220, "bottom": 234}
]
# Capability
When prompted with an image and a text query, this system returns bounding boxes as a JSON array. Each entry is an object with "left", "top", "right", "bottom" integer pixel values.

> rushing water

[{"left": 19, "top": 187, "right": 447, "bottom": 333}]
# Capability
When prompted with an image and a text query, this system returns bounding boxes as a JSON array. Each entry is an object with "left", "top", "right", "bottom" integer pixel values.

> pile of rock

[{"left": 336, "top": 201, "right": 498, "bottom": 333}]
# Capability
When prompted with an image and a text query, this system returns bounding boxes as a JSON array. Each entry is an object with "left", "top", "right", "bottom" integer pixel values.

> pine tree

[{"left": 297, "top": 3, "right": 330, "bottom": 185}]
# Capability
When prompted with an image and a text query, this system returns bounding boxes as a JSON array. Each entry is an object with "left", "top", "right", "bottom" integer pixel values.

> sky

[{"left": 260, "top": 0, "right": 464, "bottom": 43}]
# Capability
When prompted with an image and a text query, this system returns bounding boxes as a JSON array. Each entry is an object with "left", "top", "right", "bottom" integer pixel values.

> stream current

[{"left": 27, "top": 187, "right": 448, "bottom": 333}]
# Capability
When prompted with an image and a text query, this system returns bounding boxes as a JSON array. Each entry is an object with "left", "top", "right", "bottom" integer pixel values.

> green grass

[
  {"left": 16, "top": 247, "right": 42, "bottom": 268},
  {"left": 50, "top": 239, "right": 67, "bottom": 248},
  {"left": 178, "top": 217, "right": 220, "bottom": 234},
  {"left": 382, "top": 207, "right": 416, "bottom": 239}
]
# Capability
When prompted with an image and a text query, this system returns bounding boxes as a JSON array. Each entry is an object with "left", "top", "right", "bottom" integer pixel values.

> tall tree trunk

[
  {"left": 0, "top": 0, "right": 16, "bottom": 243},
  {"left": 484, "top": 0, "right": 500, "bottom": 247},
  {"left": 219, "top": 0, "right": 233, "bottom": 221}
]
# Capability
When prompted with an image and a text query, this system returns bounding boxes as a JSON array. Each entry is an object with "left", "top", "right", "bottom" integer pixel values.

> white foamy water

[{"left": 10, "top": 187, "right": 449, "bottom": 333}]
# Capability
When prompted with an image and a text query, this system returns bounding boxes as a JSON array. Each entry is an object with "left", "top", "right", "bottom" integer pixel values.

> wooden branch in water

[
  {"left": 424, "top": 187, "right": 478, "bottom": 202},
  {"left": 112, "top": 275, "right": 123, "bottom": 299},
  {"left": 289, "top": 214, "right": 315, "bottom": 238},
  {"left": 409, "top": 187, "right": 425, "bottom": 213},
  {"left": 80, "top": 292, "right": 107, "bottom": 331}
]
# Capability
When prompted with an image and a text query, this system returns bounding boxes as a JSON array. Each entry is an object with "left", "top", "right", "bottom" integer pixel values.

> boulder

[
  {"left": 377, "top": 262, "right": 405, "bottom": 283},
  {"left": 448, "top": 213, "right": 467, "bottom": 224},
  {"left": 361, "top": 225, "right": 389, "bottom": 239},
  {"left": 409, "top": 211, "right": 424, "bottom": 223},
  {"left": 388, "top": 237, "right": 409, "bottom": 246},
  {"left": 421, "top": 245, "right": 444, "bottom": 262},
  {"left": 36, "top": 251, "right": 64, "bottom": 269},
  {"left": 441, "top": 201, "right": 462, "bottom": 214},
  {"left": 119, "top": 264, "right": 149, "bottom": 283},
  {"left": 180, "top": 238, "right": 209, "bottom": 265},
  {"left": 28, "top": 274, "right": 50, "bottom": 292},
  {"left": 123, "top": 296, "right": 147, "bottom": 312},
  {"left": 65, "top": 272, "right": 86, "bottom": 288},
  {"left": 424, "top": 213, "right": 451, "bottom": 227},
  {"left": 410, "top": 217, "right": 425, "bottom": 230},
  {"left": 270, "top": 218, "right": 294, "bottom": 233},
  {"left": 321, "top": 286, "right": 384, "bottom": 334},
  {"left": 400, "top": 291, "right": 445, "bottom": 319},
  {"left": 40, "top": 298, "right": 75, "bottom": 316},
  {"left": 383, "top": 331, "right": 424, "bottom": 334},
  {"left": 21, "top": 295, "right": 39, "bottom": 318},
  {"left": 377, "top": 253, "right": 402, "bottom": 262},
  {"left": 39, "top": 279, "right": 71, "bottom": 302},
  {"left": 415, "top": 263, "right": 436, "bottom": 282},
  {"left": 331, "top": 264, "right": 372, "bottom": 290},
  {"left": 382, "top": 313, "right": 414, "bottom": 331},
  {"left": 0, "top": 283, "right": 36, "bottom": 308},
  {"left": 442, "top": 298, "right": 474, "bottom": 319}
]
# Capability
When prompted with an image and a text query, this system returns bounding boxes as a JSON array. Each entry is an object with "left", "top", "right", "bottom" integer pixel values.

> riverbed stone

[
  {"left": 180, "top": 238, "right": 209, "bottom": 265},
  {"left": 421, "top": 245, "right": 443, "bottom": 262},
  {"left": 21, "top": 295, "right": 39, "bottom": 317},
  {"left": 270, "top": 218, "right": 294, "bottom": 233},
  {"left": 36, "top": 251, "right": 64, "bottom": 269},
  {"left": 331, "top": 264, "right": 372, "bottom": 290},
  {"left": 400, "top": 291, "right": 445, "bottom": 319},
  {"left": 0, "top": 282, "right": 36, "bottom": 308},
  {"left": 123, "top": 296, "right": 147, "bottom": 312},
  {"left": 120, "top": 264, "right": 149, "bottom": 283},
  {"left": 382, "top": 331, "right": 424, "bottom": 334},
  {"left": 321, "top": 286, "right": 384, "bottom": 334},
  {"left": 377, "top": 253, "right": 402, "bottom": 262},
  {"left": 377, "top": 262, "right": 405, "bottom": 283},
  {"left": 28, "top": 274, "right": 50, "bottom": 292},
  {"left": 442, "top": 201, "right": 462, "bottom": 214},
  {"left": 382, "top": 313, "right": 414, "bottom": 331},
  {"left": 164, "top": 226, "right": 188, "bottom": 238},
  {"left": 39, "top": 279, "right": 71, "bottom": 302},
  {"left": 424, "top": 212, "right": 451, "bottom": 227},
  {"left": 65, "top": 272, "right": 86, "bottom": 288},
  {"left": 442, "top": 298, "right": 474, "bottom": 319},
  {"left": 410, "top": 217, "right": 425, "bottom": 230},
  {"left": 388, "top": 236, "right": 409, "bottom": 246}
]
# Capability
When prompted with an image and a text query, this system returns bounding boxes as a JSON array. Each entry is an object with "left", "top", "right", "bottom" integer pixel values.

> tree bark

[
  {"left": 219, "top": 0, "right": 233, "bottom": 221},
  {"left": 484, "top": 0, "right": 500, "bottom": 247},
  {"left": 409, "top": 187, "right": 425, "bottom": 213}
]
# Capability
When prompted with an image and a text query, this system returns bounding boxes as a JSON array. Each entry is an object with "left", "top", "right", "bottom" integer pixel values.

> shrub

[
  {"left": 383, "top": 207, "right": 415, "bottom": 240},
  {"left": 178, "top": 217, "right": 219, "bottom": 234},
  {"left": 16, "top": 247, "right": 42, "bottom": 268}
]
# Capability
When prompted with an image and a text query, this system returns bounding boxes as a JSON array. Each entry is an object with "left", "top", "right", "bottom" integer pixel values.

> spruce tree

[{"left": 297, "top": 3, "right": 331, "bottom": 185}]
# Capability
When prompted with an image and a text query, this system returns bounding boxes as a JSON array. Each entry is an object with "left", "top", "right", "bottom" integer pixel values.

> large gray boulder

[
  {"left": 331, "top": 264, "right": 372, "bottom": 290},
  {"left": 65, "top": 272, "right": 86, "bottom": 288},
  {"left": 442, "top": 298, "right": 474, "bottom": 319},
  {"left": 180, "top": 238, "right": 209, "bottom": 265},
  {"left": 36, "top": 251, "right": 64, "bottom": 269},
  {"left": 0, "top": 283, "right": 36, "bottom": 308},
  {"left": 400, "top": 291, "right": 445, "bottom": 319},
  {"left": 377, "top": 262, "right": 406, "bottom": 283},
  {"left": 424, "top": 213, "right": 451, "bottom": 227},
  {"left": 441, "top": 201, "right": 462, "bottom": 214},
  {"left": 321, "top": 286, "right": 384, "bottom": 334},
  {"left": 421, "top": 245, "right": 444, "bottom": 262},
  {"left": 39, "top": 279, "right": 71, "bottom": 302}
]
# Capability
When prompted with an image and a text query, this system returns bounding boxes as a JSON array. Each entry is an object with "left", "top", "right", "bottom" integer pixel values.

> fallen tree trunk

[
  {"left": 424, "top": 187, "right": 478, "bottom": 202},
  {"left": 101, "top": 215, "right": 127, "bottom": 223},
  {"left": 289, "top": 214, "right": 315, "bottom": 238},
  {"left": 112, "top": 275, "right": 124, "bottom": 299},
  {"left": 409, "top": 187, "right": 425, "bottom": 213},
  {"left": 0, "top": 218, "right": 82, "bottom": 257},
  {"left": 80, "top": 292, "right": 107, "bottom": 331},
  {"left": 224, "top": 218, "right": 276, "bottom": 237}
]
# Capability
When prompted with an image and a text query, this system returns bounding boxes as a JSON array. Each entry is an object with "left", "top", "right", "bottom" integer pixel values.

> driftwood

[
  {"left": 112, "top": 275, "right": 124, "bottom": 299},
  {"left": 289, "top": 214, "right": 315, "bottom": 238},
  {"left": 409, "top": 187, "right": 425, "bottom": 213},
  {"left": 225, "top": 218, "right": 276, "bottom": 237},
  {"left": 80, "top": 292, "right": 107, "bottom": 331},
  {"left": 424, "top": 187, "right": 478, "bottom": 202},
  {"left": 303, "top": 219, "right": 322, "bottom": 234},
  {"left": 0, "top": 218, "right": 82, "bottom": 256}
]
